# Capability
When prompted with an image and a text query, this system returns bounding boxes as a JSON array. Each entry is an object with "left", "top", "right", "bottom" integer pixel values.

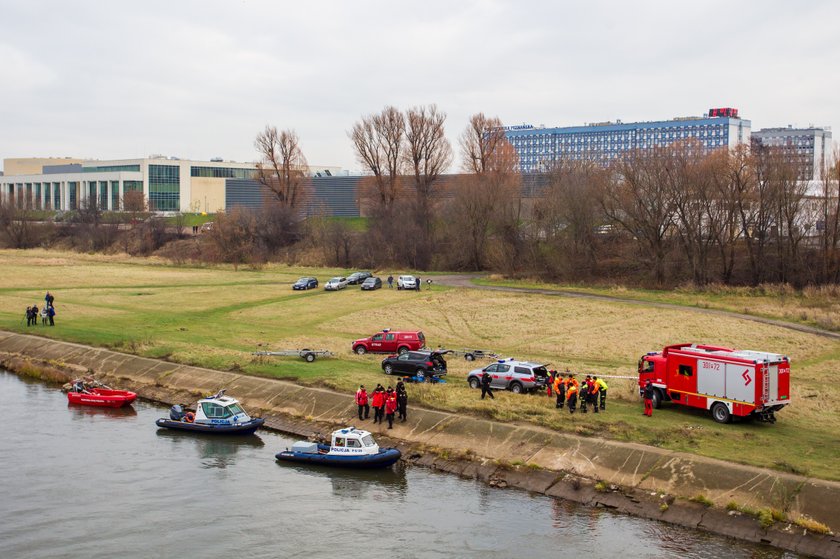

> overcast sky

[{"left": 1, "top": 0, "right": 837, "bottom": 172}]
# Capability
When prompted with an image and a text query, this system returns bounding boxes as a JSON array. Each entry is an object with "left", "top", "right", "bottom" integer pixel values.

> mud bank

[{"left": 1, "top": 330, "right": 837, "bottom": 559}]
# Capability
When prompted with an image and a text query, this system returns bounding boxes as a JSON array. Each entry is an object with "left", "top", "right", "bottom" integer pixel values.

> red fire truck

[{"left": 637, "top": 343, "right": 791, "bottom": 424}]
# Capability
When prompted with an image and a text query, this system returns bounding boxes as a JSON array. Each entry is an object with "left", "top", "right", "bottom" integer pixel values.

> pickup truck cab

[{"left": 352, "top": 329, "right": 425, "bottom": 355}]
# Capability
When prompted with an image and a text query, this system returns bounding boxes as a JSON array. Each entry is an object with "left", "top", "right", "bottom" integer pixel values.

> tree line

[{"left": 2, "top": 106, "right": 839, "bottom": 288}]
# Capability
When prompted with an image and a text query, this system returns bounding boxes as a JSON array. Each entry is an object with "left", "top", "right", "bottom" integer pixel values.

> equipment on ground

[
  {"left": 436, "top": 348, "right": 499, "bottom": 361},
  {"left": 253, "top": 349, "right": 334, "bottom": 363}
]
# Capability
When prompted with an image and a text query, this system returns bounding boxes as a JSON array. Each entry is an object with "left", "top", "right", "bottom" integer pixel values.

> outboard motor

[{"left": 170, "top": 405, "right": 185, "bottom": 421}]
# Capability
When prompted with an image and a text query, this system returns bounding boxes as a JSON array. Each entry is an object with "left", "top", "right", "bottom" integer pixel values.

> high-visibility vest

[
  {"left": 596, "top": 379, "right": 608, "bottom": 391},
  {"left": 566, "top": 386, "right": 578, "bottom": 400}
]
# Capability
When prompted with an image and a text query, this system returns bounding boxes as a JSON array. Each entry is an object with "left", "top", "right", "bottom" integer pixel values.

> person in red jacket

[
  {"left": 385, "top": 387, "right": 398, "bottom": 429},
  {"left": 643, "top": 380, "right": 654, "bottom": 417},
  {"left": 371, "top": 384, "right": 386, "bottom": 423},
  {"left": 355, "top": 385, "right": 369, "bottom": 421}
]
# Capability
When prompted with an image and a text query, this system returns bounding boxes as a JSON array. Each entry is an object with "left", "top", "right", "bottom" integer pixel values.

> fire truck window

[
  {"left": 678, "top": 364, "right": 693, "bottom": 377},
  {"left": 385, "top": 334, "right": 395, "bottom": 341},
  {"left": 641, "top": 360, "right": 654, "bottom": 372}
]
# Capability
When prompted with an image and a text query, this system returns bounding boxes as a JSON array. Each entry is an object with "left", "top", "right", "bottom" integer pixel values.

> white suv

[
  {"left": 467, "top": 359, "right": 550, "bottom": 394},
  {"left": 324, "top": 277, "right": 348, "bottom": 291},
  {"left": 397, "top": 275, "right": 417, "bottom": 290}
]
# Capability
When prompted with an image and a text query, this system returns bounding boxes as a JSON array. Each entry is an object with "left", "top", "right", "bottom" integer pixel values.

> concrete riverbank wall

[{"left": 1, "top": 330, "right": 837, "bottom": 558}]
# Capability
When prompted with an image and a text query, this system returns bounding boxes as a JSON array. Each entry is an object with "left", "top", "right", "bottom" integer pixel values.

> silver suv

[{"left": 467, "top": 359, "right": 549, "bottom": 394}]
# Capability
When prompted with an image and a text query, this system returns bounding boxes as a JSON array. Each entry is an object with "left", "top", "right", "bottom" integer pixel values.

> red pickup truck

[{"left": 352, "top": 329, "right": 425, "bottom": 355}]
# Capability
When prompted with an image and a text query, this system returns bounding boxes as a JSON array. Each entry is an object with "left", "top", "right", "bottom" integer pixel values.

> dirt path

[{"left": 433, "top": 274, "right": 840, "bottom": 340}]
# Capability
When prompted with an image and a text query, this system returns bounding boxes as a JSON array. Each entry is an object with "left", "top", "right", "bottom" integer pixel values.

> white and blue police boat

[
  {"left": 155, "top": 390, "right": 264, "bottom": 435},
  {"left": 275, "top": 427, "right": 401, "bottom": 469}
]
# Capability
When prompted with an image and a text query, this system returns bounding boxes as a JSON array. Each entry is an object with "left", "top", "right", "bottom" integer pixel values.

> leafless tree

[
  {"left": 255, "top": 126, "right": 309, "bottom": 209},
  {"left": 350, "top": 106, "right": 405, "bottom": 209},
  {"left": 404, "top": 104, "right": 452, "bottom": 269},
  {"left": 205, "top": 207, "right": 256, "bottom": 270},
  {"left": 601, "top": 150, "right": 674, "bottom": 285},
  {"left": 451, "top": 113, "right": 520, "bottom": 270},
  {"left": 817, "top": 149, "right": 840, "bottom": 282}
]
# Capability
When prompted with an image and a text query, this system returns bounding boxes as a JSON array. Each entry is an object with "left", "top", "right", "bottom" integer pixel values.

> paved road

[{"left": 433, "top": 274, "right": 840, "bottom": 340}]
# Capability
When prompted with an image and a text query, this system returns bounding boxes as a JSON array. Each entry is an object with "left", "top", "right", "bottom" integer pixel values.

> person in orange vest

[
  {"left": 385, "top": 387, "right": 398, "bottom": 429},
  {"left": 594, "top": 376, "right": 608, "bottom": 411},
  {"left": 554, "top": 373, "right": 565, "bottom": 408},
  {"left": 643, "top": 379, "right": 654, "bottom": 417},
  {"left": 371, "top": 384, "right": 386, "bottom": 423},
  {"left": 355, "top": 385, "right": 369, "bottom": 421},
  {"left": 566, "top": 383, "right": 578, "bottom": 414}
]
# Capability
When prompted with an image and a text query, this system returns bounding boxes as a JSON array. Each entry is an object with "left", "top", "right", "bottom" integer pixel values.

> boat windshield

[
  {"left": 362, "top": 435, "right": 375, "bottom": 447},
  {"left": 227, "top": 403, "right": 244, "bottom": 415}
]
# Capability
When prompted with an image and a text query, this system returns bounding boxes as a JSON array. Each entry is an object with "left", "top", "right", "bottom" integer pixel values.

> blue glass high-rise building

[{"left": 505, "top": 108, "right": 751, "bottom": 172}]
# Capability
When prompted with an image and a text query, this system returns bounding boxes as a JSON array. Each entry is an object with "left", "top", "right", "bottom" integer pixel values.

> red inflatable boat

[{"left": 67, "top": 388, "right": 137, "bottom": 408}]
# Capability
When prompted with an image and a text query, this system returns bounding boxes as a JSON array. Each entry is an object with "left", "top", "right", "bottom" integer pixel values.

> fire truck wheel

[
  {"left": 398, "top": 346, "right": 409, "bottom": 355},
  {"left": 711, "top": 402, "right": 731, "bottom": 424},
  {"left": 651, "top": 389, "right": 662, "bottom": 409}
]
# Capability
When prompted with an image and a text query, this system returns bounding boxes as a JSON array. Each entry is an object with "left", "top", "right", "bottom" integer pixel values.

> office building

[
  {"left": 0, "top": 156, "right": 341, "bottom": 213},
  {"left": 505, "top": 107, "right": 751, "bottom": 172},
  {"left": 751, "top": 126, "right": 833, "bottom": 182}
]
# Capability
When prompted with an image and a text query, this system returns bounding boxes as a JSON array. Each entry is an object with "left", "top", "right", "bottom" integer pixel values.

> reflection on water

[
  {"left": 155, "top": 429, "right": 265, "bottom": 469},
  {"left": 67, "top": 402, "right": 138, "bottom": 418},
  {"left": 0, "top": 370, "right": 804, "bottom": 559},
  {"left": 276, "top": 460, "right": 409, "bottom": 498}
]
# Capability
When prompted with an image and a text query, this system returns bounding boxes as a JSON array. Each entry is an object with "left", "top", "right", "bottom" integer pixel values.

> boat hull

[
  {"left": 155, "top": 417, "right": 264, "bottom": 435},
  {"left": 275, "top": 446, "right": 401, "bottom": 469},
  {"left": 67, "top": 389, "right": 137, "bottom": 408}
]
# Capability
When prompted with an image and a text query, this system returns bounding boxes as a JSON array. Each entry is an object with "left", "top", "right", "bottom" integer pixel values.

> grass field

[{"left": 2, "top": 249, "right": 839, "bottom": 481}]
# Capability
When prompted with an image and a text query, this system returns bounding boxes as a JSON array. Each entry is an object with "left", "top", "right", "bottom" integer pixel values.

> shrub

[
  {"left": 689, "top": 494, "right": 714, "bottom": 507},
  {"left": 792, "top": 515, "right": 832, "bottom": 535}
]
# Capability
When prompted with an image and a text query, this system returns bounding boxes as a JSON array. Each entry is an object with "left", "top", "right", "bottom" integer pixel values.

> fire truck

[{"left": 637, "top": 343, "right": 791, "bottom": 424}]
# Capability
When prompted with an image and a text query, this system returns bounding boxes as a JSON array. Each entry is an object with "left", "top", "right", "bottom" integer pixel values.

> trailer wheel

[
  {"left": 711, "top": 402, "right": 731, "bottom": 424},
  {"left": 651, "top": 389, "right": 662, "bottom": 409},
  {"left": 304, "top": 352, "right": 316, "bottom": 363},
  {"left": 354, "top": 345, "right": 367, "bottom": 355},
  {"left": 468, "top": 377, "right": 480, "bottom": 389},
  {"left": 464, "top": 353, "right": 475, "bottom": 361}
]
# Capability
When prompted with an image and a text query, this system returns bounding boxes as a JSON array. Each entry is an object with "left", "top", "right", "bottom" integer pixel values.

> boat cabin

[
  {"left": 194, "top": 390, "right": 253, "bottom": 425},
  {"left": 329, "top": 427, "right": 379, "bottom": 455}
]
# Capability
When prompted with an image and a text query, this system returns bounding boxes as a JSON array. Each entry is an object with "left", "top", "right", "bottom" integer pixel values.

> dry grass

[{"left": 2, "top": 249, "right": 839, "bottom": 479}]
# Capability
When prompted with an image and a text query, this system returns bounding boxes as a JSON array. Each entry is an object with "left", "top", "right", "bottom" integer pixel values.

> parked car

[
  {"left": 347, "top": 271, "right": 373, "bottom": 285},
  {"left": 324, "top": 277, "right": 349, "bottom": 291},
  {"left": 397, "top": 275, "right": 417, "bottom": 290},
  {"left": 352, "top": 329, "right": 426, "bottom": 355},
  {"left": 381, "top": 350, "right": 447, "bottom": 376},
  {"left": 466, "top": 359, "right": 549, "bottom": 394},
  {"left": 361, "top": 277, "right": 382, "bottom": 290},
  {"left": 292, "top": 277, "right": 318, "bottom": 290}
]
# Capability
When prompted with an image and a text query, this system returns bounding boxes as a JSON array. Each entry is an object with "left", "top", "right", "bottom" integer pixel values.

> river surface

[{"left": 0, "top": 371, "right": 803, "bottom": 559}]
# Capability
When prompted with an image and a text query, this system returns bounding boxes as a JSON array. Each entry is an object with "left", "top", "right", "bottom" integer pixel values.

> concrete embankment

[{"left": 1, "top": 330, "right": 838, "bottom": 559}]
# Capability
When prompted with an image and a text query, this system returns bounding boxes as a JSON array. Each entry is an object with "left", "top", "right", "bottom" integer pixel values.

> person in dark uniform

[
  {"left": 396, "top": 380, "right": 408, "bottom": 422},
  {"left": 566, "top": 383, "right": 578, "bottom": 414},
  {"left": 480, "top": 371, "right": 494, "bottom": 400},
  {"left": 579, "top": 381, "right": 589, "bottom": 413},
  {"left": 643, "top": 380, "right": 654, "bottom": 417}
]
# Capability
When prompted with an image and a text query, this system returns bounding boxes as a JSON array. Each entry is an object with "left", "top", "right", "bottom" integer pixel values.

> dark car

[
  {"left": 292, "top": 277, "right": 318, "bottom": 290},
  {"left": 361, "top": 277, "right": 382, "bottom": 290},
  {"left": 347, "top": 271, "right": 373, "bottom": 285},
  {"left": 381, "top": 350, "right": 447, "bottom": 376}
]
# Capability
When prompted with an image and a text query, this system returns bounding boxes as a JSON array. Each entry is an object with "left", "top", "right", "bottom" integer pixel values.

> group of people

[
  {"left": 24, "top": 291, "right": 56, "bottom": 327},
  {"left": 355, "top": 381, "right": 408, "bottom": 429},
  {"left": 547, "top": 370, "right": 608, "bottom": 414}
]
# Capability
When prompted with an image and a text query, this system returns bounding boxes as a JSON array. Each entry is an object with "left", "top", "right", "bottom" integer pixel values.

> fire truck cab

[{"left": 638, "top": 343, "right": 791, "bottom": 424}]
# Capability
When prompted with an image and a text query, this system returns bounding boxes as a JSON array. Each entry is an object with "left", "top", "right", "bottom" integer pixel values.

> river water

[{"left": 0, "top": 371, "right": 801, "bottom": 559}]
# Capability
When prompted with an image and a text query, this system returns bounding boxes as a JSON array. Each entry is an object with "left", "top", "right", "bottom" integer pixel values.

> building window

[{"left": 149, "top": 164, "right": 180, "bottom": 211}]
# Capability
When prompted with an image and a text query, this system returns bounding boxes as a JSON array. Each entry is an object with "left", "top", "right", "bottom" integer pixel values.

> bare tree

[
  {"left": 452, "top": 113, "right": 520, "bottom": 270},
  {"left": 255, "top": 126, "right": 309, "bottom": 208},
  {"left": 601, "top": 150, "right": 674, "bottom": 285},
  {"left": 350, "top": 106, "right": 405, "bottom": 209}
]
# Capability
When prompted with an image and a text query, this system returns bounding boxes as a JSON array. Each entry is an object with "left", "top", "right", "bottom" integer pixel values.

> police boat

[
  {"left": 155, "top": 390, "right": 264, "bottom": 435},
  {"left": 275, "top": 427, "right": 401, "bottom": 469}
]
